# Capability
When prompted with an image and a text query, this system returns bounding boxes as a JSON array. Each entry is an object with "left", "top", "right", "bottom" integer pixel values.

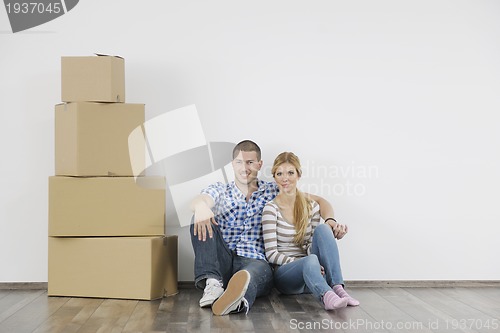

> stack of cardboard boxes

[{"left": 48, "top": 55, "right": 178, "bottom": 300}]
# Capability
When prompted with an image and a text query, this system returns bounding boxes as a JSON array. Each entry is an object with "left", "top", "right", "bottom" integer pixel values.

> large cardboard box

[
  {"left": 48, "top": 236, "right": 178, "bottom": 300},
  {"left": 61, "top": 55, "right": 125, "bottom": 102},
  {"left": 49, "top": 176, "right": 166, "bottom": 237},
  {"left": 55, "top": 102, "right": 145, "bottom": 177}
]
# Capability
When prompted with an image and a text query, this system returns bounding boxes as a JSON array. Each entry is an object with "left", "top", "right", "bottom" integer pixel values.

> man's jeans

[
  {"left": 190, "top": 222, "right": 273, "bottom": 308},
  {"left": 273, "top": 224, "right": 344, "bottom": 301}
]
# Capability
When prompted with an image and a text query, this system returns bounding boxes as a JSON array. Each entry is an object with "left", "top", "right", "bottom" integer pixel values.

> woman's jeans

[
  {"left": 190, "top": 222, "right": 274, "bottom": 308},
  {"left": 273, "top": 224, "right": 344, "bottom": 301}
]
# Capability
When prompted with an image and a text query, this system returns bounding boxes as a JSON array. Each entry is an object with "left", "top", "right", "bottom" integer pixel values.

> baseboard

[
  {"left": 179, "top": 280, "right": 500, "bottom": 289},
  {"left": 2, "top": 280, "right": 499, "bottom": 290},
  {"left": 0, "top": 282, "right": 48, "bottom": 290},
  {"left": 178, "top": 281, "right": 195, "bottom": 289},
  {"left": 344, "top": 280, "right": 500, "bottom": 288}
]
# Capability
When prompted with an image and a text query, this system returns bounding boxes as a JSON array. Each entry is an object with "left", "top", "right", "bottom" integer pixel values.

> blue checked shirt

[{"left": 201, "top": 180, "right": 279, "bottom": 260}]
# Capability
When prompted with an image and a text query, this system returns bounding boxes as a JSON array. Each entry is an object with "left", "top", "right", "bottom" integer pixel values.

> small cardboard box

[
  {"left": 49, "top": 176, "right": 166, "bottom": 237},
  {"left": 48, "top": 236, "right": 178, "bottom": 300},
  {"left": 55, "top": 102, "right": 145, "bottom": 177},
  {"left": 61, "top": 55, "right": 125, "bottom": 102}
]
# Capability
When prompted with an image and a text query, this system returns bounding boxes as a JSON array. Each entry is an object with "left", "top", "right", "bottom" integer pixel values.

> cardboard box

[
  {"left": 163, "top": 235, "right": 179, "bottom": 297},
  {"left": 48, "top": 236, "right": 178, "bottom": 300},
  {"left": 61, "top": 55, "right": 125, "bottom": 102},
  {"left": 55, "top": 102, "right": 145, "bottom": 177},
  {"left": 49, "top": 176, "right": 166, "bottom": 237}
]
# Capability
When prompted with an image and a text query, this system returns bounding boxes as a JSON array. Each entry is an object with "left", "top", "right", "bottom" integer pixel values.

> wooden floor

[{"left": 0, "top": 287, "right": 499, "bottom": 333}]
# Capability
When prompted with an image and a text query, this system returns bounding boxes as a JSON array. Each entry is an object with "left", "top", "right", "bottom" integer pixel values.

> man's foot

[
  {"left": 199, "top": 278, "right": 224, "bottom": 308},
  {"left": 333, "top": 284, "right": 360, "bottom": 306},
  {"left": 323, "top": 290, "right": 349, "bottom": 310},
  {"left": 212, "top": 270, "right": 250, "bottom": 315}
]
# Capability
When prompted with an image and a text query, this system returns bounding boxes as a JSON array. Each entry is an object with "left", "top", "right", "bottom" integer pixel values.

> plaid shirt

[{"left": 201, "top": 180, "right": 279, "bottom": 260}]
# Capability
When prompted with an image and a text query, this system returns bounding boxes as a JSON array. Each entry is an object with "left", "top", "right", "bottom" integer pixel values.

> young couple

[{"left": 190, "top": 140, "right": 359, "bottom": 316}]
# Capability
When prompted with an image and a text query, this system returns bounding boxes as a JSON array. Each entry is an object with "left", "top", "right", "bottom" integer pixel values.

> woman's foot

[
  {"left": 333, "top": 285, "right": 360, "bottom": 306},
  {"left": 322, "top": 290, "right": 348, "bottom": 310}
]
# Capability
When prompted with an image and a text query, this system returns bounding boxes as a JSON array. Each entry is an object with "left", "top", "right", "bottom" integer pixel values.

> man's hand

[
  {"left": 191, "top": 194, "right": 217, "bottom": 241},
  {"left": 193, "top": 204, "right": 218, "bottom": 241},
  {"left": 332, "top": 222, "right": 348, "bottom": 240}
]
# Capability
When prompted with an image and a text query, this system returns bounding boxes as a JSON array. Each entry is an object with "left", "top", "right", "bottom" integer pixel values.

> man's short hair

[{"left": 232, "top": 140, "right": 262, "bottom": 160}]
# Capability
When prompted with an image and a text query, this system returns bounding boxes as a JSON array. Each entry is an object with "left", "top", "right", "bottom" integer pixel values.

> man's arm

[
  {"left": 304, "top": 193, "right": 348, "bottom": 239},
  {"left": 305, "top": 193, "right": 333, "bottom": 219},
  {"left": 190, "top": 194, "right": 218, "bottom": 241}
]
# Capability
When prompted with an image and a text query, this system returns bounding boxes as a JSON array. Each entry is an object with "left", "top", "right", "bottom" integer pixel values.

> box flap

[{"left": 94, "top": 53, "right": 124, "bottom": 59}]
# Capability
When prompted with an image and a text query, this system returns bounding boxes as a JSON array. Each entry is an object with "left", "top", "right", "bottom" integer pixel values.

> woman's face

[{"left": 274, "top": 162, "right": 300, "bottom": 195}]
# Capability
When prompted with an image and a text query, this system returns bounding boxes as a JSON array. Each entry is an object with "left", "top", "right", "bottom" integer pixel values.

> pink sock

[
  {"left": 333, "top": 285, "right": 360, "bottom": 306},
  {"left": 322, "top": 290, "right": 348, "bottom": 310}
]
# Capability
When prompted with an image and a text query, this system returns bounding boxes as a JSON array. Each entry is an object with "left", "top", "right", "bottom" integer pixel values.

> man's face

[{"left": 232, "top": 151, "right": 263, "bottom": 187}]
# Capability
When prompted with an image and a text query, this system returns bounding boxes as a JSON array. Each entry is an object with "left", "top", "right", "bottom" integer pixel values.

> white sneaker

[
  {"left": 199, "top": 279, "right": 224, "bottom": 308},
  {"left": 230, "top": 297, "right": 249, "bottom": 315}
]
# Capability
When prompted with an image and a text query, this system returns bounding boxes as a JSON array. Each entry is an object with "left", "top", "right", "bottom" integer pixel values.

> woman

[{"left": 262, "top": 152, "right": 359, "bottom": 310}]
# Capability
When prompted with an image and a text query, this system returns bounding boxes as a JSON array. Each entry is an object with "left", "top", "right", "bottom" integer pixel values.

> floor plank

[
  {"left": 294, "top": 294, "right": 341, "bottom": 333},
  {"left": 471, "top": 287, "right": 500, "bottom": 302},
  {"left": 122, "top": 298, "right": 161, "bottom": 332},
  {"left": 1, "top": 287, "right": 500, "bottom": 333},
  {"left": 163, "top": 288, "right": 191, "bottom": 332},
  {"left": 378, "top": 287, "right": 476, "bottom": 333},
  {"left": 0, "top": 290, "right": 11, "bottom": 301},
  {"left": 354, "top": 287, "right": 431, "bottom": 333},
  {"left": 329, "top": 288, "right": 382, "bottom": 333},
  {"left": 0, "top": 290, "right": 46, "bottom": 324},
  {"left": 438, "top": 288, "right": 500, "bottom": 320},
  {"left": 0, "top": 292, "right": 68, "bottom": 333},
  {"left": 407, "top": 288, "right": 498, "bottom": 333},
  {"left": 75, "top": 298, "right": 138, "bottom": 333},
  {"left": 267, "top": 291, "right": 297, "bottom": 333},
  {"left": 32, "top": 297, "right": 104, "bottom": 333},
  {"left": 151, "top": 291, "right": 175, "bottom": 331}
]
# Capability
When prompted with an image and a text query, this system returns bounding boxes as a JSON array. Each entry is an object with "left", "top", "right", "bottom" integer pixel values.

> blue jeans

[
  {"left": 190, "top": 221, "right": 274, "bottom": 308},
  {"left": 273, "top": 224, "right": 344, "bottom": 301}
]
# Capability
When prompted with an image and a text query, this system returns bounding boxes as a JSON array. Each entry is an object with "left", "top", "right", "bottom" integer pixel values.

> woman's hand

[{"left": 320, "top": 265, "right": 325, "bottom": 276}]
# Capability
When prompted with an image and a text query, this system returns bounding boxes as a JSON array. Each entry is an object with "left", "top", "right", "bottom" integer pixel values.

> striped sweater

[{"left": 262, "top": 199, "right": 322, "bottom": 266}]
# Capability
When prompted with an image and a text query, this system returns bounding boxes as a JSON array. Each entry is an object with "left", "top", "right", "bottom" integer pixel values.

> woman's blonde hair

[{"left": 272, "top": 152, "right": 312, "bottom": 245}]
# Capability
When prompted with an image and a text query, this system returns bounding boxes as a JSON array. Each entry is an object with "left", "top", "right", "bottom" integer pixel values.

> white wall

[{"left": 1, "top": 0, "right": 499, "bottom": 282}]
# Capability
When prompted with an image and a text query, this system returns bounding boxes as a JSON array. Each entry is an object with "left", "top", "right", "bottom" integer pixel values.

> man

[{"left": 190, "top": 140, "right": 340, "bottom": 315}]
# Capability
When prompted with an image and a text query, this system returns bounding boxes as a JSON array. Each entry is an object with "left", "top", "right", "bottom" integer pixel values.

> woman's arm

[{"left": 262, "top": 204, "right": 296, "bottom": 265}]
